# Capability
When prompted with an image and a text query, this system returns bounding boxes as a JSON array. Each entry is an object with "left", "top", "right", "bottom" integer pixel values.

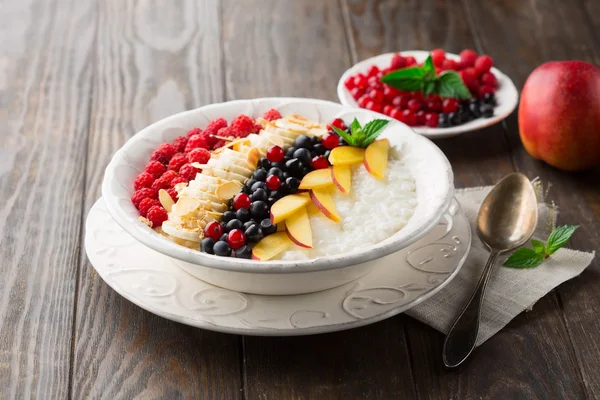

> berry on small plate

[{"left": 337, "top": 50, "right": 519, "bottom": 139}]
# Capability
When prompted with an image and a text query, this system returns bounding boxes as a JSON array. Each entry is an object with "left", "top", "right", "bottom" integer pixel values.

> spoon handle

[{"left": 442, "top": 250, "right": 499, "bottom": 368}]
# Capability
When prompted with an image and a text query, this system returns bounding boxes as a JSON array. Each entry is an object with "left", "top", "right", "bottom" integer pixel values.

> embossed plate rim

[{"left": 85, "top": 198, "right": 471, "bottom": 336}]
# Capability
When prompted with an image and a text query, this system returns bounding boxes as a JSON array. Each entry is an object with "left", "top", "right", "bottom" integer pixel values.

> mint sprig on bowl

[
  {"left": 331, "top": 118, "right": 390, "bottom": 148},
  {"left": 381, "top": 55, "right": 472, "bottom": 100},
  {"left": 503, "top": 225, "right": 579, "bottom": 269}
]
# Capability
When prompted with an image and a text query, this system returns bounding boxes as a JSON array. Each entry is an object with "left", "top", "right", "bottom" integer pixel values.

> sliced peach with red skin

[
  {"left": 270, "top": 194, "right": 310, "bottom": 224},
  {"left": 331, "top": 164, "right": 352, "bottom": 194},
  {"left": 309, "top": 188, "right": 341, "bottom": 222},
  {"left": 298, "top": 168, "right": 333, "bottom": 190},
  {"left": 285, "top": 207, "right": 312, "bottom": 248},
  {"left": 364, "top": 139, "right": 390, "bottom": 180},
  {"left": 251, "top": 232, "right": 292, "bottom": 261},
  {"left": 328, "top": 146, "right": 365, "bottom": 166}
]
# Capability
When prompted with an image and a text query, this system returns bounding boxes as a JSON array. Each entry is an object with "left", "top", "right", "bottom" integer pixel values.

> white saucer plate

[
  {"left": 337, "top": 50, "right": 520, "bottom": 139},
  {"left": 85, "top": 197, "right": 471, "bottom": 336}
]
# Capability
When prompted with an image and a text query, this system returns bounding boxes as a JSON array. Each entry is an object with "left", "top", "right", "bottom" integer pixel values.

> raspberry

[
  {"left": 179, "top": 164, "right": 200, "bottom": 181},
  {"left": 442, "top": 59, "right": 458, "bottom": 70},
  {"left": 146, "top": 206, "right": 168, "bottom": 228},
  {"left": 203, "top": 118, "right": 228, "bottom": 137},
  {"left": 185, "top": 133, "right": 211, "bottom": 152},
  {"left": 145, "top": 161, "right": 167, "bottom": 178},
  {"left": 187, "top": 127, "right": 202, "bottom": 138},
  {"left": 263, "top": 109, "right": 282, "bottom": 121},
  {"left": 131, "top": 188, "right": 157, "bottom": 209},
  {"left": 475, "top": 55, "right": 493, "bottom": 73},
  {"left": 212, "top": 127, "right": 232, "bottom": 149},
  {"left": 155, "top": 143, "right": 178, "bottom": 159},
  {"left": 172, "top": 136, "right": 188, "bottom": 152},
  {"left": 230, "top": 114, "right": 255, "bottom": 138},
  {"left": 170, "top": 176, "right": 188, "bottom": 188},
  {"left": 138, "top": 198, "right": 160, "bottom": 217},
  {"left": 151, "top": 177, "right": 170, "bottom": 191},
  {"left": 254, "top": 123, "right": 263, "bottom": 133},
  {"left": 167, "top": 188, "right": 178, "bottom": 201},
  {"left": 149, "top": 151, "right": 170, "bottom": 165},
  {"left": 431, "top": 48, "right": 446, "bottom": 67},
  {"left": 187, "top": 148, "right": 211, "bottom": 164},
  {"left": 134, "top": 172, "right": 155, "bottom": 190},
  {"left": 168, "top": 153, "right": 187, "bottom": 172},
  {"left": 459, "top": 49, "right": 478, "bottom": 67},
  {"left": 390, "top": 53, "right": 406, "bottom": 70},
  {"left": 161, "top": 170, "right": 179, "bottom": 184},
  {"left": 480, "top": 72, "right": 498, "bottom": 88}
]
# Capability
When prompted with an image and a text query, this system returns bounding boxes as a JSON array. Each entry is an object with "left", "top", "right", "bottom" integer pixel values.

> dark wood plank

[
  {"left": 71, "top": 1, "right": 242, "bottom": 398},
  {"left": 0, "top": 0, "right": 95, "bottom": 397},
  {"left": 222, "top": 1, "right": 416, "bottom": 398},
  {"left": 463, "top": 0, "right": 600, "bottom": 397},
  {"left": 346, "top": 0, "right": 587, "bottom": 398}
]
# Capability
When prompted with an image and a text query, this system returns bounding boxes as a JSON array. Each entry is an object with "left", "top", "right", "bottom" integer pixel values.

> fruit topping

[
  {"left": 227, "top": 229, "right": 247, "bottom": 249},
  {"left": 146, "top": 205, "right": 168, "bottom": 228},
  {"left": 270, "top": 194, "right": 311, "bottom": 224},
  {"left": 233, "top": 193, "right": 251, "bottom": 210},
  {"left": 251, "top": 231, "right": 293, "bottom": 261},
  {"left": 328, "top": 146, "right": 365, "bottom": 166},
  {"left": 309, "top": 187, "right": 341, "bottom": 223},
  {"left": 204, "top": 221, "right": 223, "bottom": 241},
  {"left": 213, "top": 240, "right": 232, "bottom": 257},
  {"left": 364, "top": 139, "right": 390, "bottom": 180},
  {"left": 266, "top": 145, "right": 285, "bottom": 162},
  {"left": 284, "top": 207, "right": 313, "bottom": 248},
  {"left": 331, "top": 164, "right": 352, "bottom": 194},
  {"left": 298, "top": 168, "right": 334, "bottom": 190}
]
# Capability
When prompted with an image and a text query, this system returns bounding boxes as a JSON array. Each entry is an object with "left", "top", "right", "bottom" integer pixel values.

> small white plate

[
  {"left": 85, "top": 197, "right": 470, "bottom": 336},
  {"left": 337, "top": 50, "right": 520, "bottom": 139}
]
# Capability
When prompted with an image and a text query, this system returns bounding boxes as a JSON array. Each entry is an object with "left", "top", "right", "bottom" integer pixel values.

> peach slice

[
  {"left": 328, "top": 146, "right": 365, "bottom": 166},
  {"left": 285, "top": 207, "right": 313, "bottom": 248},
  {"left": 251, "top": 232, "right": 293, "bottom": 261},
  {"left": 364, "top": 139, "right": 390, "bottom": 180},
  {"left": 309, "top": 188, "right": 341, "bottom": 222},
  {"left": 270, "top": 194, "right": 310, "bottom": 224},
  {"left": 331, "top": 164, "right": 352, "bottom": 194},
  {"left": 298, "top": 168, "right": 334, "bottom": 190}
]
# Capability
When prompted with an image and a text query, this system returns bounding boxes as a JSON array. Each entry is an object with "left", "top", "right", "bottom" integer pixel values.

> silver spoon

[{"left": 442, "top": 173, "right": 538, "bottom": 368}]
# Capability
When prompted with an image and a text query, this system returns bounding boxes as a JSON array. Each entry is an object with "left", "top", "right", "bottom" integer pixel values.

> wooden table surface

[{"left": 1, "top": 0, "right": 599, "bottom": 398}]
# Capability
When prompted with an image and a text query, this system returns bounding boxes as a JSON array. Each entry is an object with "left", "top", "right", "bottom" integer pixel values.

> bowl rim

[
  {"left": 336, "top": 50, "right": 519, "bottom": 139},
  {"left": 101, "top": 97, "right": 455, "bottom": 274}
]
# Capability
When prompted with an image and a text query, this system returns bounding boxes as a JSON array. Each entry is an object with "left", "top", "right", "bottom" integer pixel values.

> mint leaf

[
  {"left": 422, "top": 55, "right": 435, "bottom": 79},
  {"left": 423, "top": 81, "right": 436, "bottom": 97},
  {"left": 435, "top": 71, "right": 472, "bottom": 99},
  {"left": 546, "top": 225, "right": 578, "bottom": 255},
  {"left": 362, "top": 119, "right": 389, "bottom": 145},
  {"left": 503, "top": 248, "right": 545, "bottom": 269},
  {"left": 380, "top": 67, "right": 426, "bottom": 92},
  {"left": 332, "top": 126, "right": 354, "bottom": 146},
  {"left": 531, "top": 239, "right": 546, "bottom": 255}
]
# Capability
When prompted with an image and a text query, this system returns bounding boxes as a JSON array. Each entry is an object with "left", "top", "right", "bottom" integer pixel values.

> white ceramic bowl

[
  {"left": 101, "top": 98, "right": 454, "bottom": 294},
  {"left": 337, "top": 50, "right": 519, "bottom": 139}
]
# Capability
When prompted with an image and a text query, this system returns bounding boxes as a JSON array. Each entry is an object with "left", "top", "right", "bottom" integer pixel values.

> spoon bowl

[{"left": 443, "top": 173, "right": 538, "bottom": 368}]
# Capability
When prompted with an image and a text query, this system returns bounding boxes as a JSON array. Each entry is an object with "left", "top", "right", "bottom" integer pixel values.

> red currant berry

[
  {"left": 401, "top": 110, "right": 417, "bottom": 126},
  {"left": 365, "top": 101, "right": 383, "bottom": 113},
  {"left": 408, "top": 99, "right": 422, "bottom": 112},
  {"left": 425, "top": 99, "right": 442, "bottom": 112},
  {"left": 416, "top": 110, "right": 426, "bottom": 126},
  {"left": 266, "top": 175, "right": 281, "bottom": 191},
  {"left": 227, "top": 229, "right": 246, "bottom": 249},
  {"left": 392, "top": 95, "right": 409, "bottom": 109},
  {"left": 344, "top": 76, "right": 356, "bottom": 90},
  {"left": 383, "top": 85, "right": 399, "bottom": 101},
  {"left": 411, "top": 91, "right": 425, "bottom": 102},
  {"left": 390, "top": 53, "right": 406, "bottom": 70},
  {"left": 350, "top": 87, "right": 365, "bottom": 100},
  {"left": 366, "top": 65, "right": 380, "bottom": 77},
  {"left": 478, "top": 85, "right": 495, "bottom": 98},
  {"left": 367, "top": 89, "right": 384, "bottom": 103},
  {"left": 431, "top": 48, "right": 446, "bottom": 67},
  {"left": 329, "top": 118, "right": 346, "bottom": 131},
  {"left": 266, "top": 145, "right": 284, "bottom": 163},
  {"left": 474, "top": 55, "right": 493, "bottom": 73},
  {"left": 459, "top": 49, "right": 478, "bottom": 67},
  {"left": 357, "top": 95, "right": 370, "bottom": 108},
  {"left": 353, "top": 74, "right": 368, "bottom": 89},
  {"left": 311, "top": 155, "right": 329, "bottom": 170},
  {"left": 322, "top": 133, "right": 339, "bottom": 150},
  {"left": 425, "top": 113, "right": 439, "bottom": 128},
  {"left": 233, "top": 193, "right": 251, "bottom": 210},
  {"left": 459, "top": 69, "right": 476, "bottom": 87},
  {"left": 390, "top": 108, "right": 403, "bottom": 120},
  {"left": 404, "top": 56, "right": 417, "bottom": 66},
  {"left": 442, "top": 59, "right": 458, "bottom": 70},
  {"left": 204, "top": 220, "right": 223, "bottom": 241},
  {"left": 383, "top": 105, "right": 394, "bottom": 116},
  {"left": 442, "top": 98, "right": 459, "bottom": 113},
  {"left": 480, "top": 72, "right": 498, "bottom": 88}
]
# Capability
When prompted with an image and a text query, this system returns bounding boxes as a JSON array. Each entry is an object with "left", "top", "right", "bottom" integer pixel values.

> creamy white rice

[{"left": 277, "top": 158, "right": 417, "bottom": 260}]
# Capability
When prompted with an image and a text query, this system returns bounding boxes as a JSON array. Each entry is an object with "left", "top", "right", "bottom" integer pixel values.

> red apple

[{"left": 519, "top": 61, "right": 600, "bottom": 171}]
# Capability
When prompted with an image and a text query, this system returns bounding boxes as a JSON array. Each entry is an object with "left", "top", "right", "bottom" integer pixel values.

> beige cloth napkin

[{"left": 406, "top": 184, "right": 595, "bottom": 345}]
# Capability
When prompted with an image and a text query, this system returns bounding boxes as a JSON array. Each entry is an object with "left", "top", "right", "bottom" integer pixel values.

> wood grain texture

[
  {"left": 346, "top": 0, "right": 587, "bottom": 398},
  {"left": 222, "top": 1, "right": 416, "bottom": 398},
  {"left": 462, "top": 0, "right": 600, "bottom": 397},
  {"left": 71, "top": 1, "right": 242, "bottom": 398},
  {"left": 0, "top": 0, "right": 95, "bottom": 398}
]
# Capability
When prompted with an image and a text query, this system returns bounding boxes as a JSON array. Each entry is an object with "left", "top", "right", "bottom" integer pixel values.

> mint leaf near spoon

[
  {"left": 503, "top": 225, "right": 579, "bottom": 269},
  {"left": 380, "top": 55, "right": 472, "bottom": 100}
]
